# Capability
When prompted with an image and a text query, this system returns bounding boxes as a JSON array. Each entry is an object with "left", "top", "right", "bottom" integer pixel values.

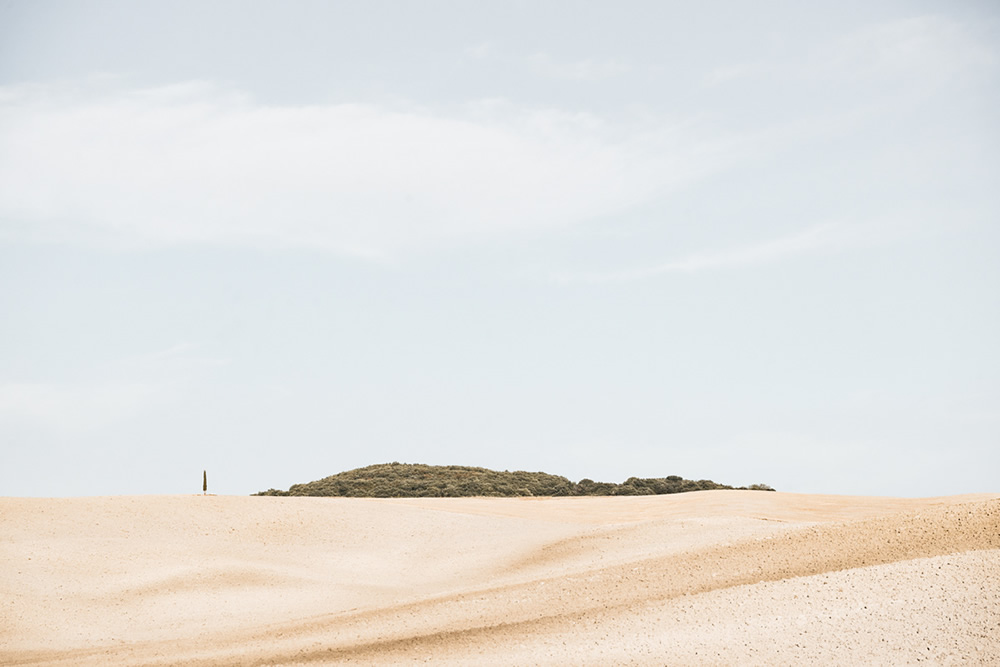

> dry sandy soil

[{"left": 2, "top": 490, "right": 999, "bottom": 665}]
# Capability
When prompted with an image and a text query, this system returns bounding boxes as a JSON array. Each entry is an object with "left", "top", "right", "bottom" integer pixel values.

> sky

[{"left": 0, "top": 0, "right": 998, "bottom": 497}]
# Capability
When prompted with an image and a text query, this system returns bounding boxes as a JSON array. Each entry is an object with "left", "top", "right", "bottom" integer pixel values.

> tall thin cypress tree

[{"left": 203, "top": 470, "right": 207, "bottom": 495}]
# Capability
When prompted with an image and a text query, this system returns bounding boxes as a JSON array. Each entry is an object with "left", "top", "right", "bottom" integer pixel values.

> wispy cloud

[
  {"left": 554, "top": 222, "right": 874, "bottom": 284},
  {"left": 465, "top": 43, "right": 629, "bottom": 81},
  {"left": 0, "top": 80, "right": 750, "bottom": 258},
  {"left": 703, "top": 62, "right": 767, "bottom": 87},
  {"left": 117, "top": 342, "right": 231, "bottom": 375},
  {"left": 702, "top": 15, "right": 995, "bottom": 88},
  {"left": 465, "top": 41, "right": 496, "bottom": 60},
  {"left": 829, "top": 15, "right": 996, "bottom": 81},
  {"left": 0, "top": 342, "right": 227, "bottom": 432},
  {"left": 0, "top": 382, "right": 159, "bottom": 432},
  {"left": 526, "top": 52, "right": 630, "bottom": 81}
]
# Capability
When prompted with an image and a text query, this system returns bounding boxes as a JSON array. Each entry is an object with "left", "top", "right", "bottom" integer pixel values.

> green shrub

[{"left": 252, "top": 463, "right": 775, "bottom": 498}]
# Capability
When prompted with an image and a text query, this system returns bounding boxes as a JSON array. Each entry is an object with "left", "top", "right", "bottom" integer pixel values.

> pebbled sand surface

[{"left": 1, "top": 491, "right": 998, "bottom": 665}]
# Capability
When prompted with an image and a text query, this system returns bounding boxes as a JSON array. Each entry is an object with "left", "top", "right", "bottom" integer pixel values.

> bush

[
  {"left": 252, "top": 463, "right": 776, "bottom": 497},
  {"left": 747, "top": 483, "right": 776, "bottom": 491}
]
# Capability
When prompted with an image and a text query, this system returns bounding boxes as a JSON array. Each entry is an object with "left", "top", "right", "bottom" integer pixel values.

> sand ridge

[{"left": 1, "top": 491, "right": 998, "bottom": 665}]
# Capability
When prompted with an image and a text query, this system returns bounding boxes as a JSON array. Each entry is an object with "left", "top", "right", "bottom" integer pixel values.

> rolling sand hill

[{"left": 2, "top": 491, "right": 998, "bottom": 665}]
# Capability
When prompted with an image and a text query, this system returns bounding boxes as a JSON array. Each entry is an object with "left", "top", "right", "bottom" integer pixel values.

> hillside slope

[{"left": 2, "top": 492, "right": 998, "bottom": 665}]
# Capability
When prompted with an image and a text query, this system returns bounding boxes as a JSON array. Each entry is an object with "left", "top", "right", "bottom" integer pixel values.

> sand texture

[{"left": 2, "top": 490, "right": 999, "bottom": 665}]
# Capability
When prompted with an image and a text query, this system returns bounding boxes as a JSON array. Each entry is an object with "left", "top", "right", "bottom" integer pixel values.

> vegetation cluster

[{"left": 254, "top": 463, "right": 775, "bottom": 497}]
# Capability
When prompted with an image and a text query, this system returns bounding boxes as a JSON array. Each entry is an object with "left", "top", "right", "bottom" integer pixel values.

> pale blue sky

[{"left": 1, "top": 1, "right": 998, "bottom": 497}]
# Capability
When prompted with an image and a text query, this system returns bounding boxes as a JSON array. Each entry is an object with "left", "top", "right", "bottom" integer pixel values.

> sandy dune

[{"left": 2, "top": 491, "right": 998, "bottom": 665}]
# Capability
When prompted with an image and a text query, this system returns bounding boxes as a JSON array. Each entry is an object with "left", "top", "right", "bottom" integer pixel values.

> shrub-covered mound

[{"left": 254, "top": 463, "right": 775, "bottom": 497}]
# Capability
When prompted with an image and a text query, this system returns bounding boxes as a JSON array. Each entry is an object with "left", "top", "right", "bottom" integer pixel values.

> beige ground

[{"left": 1, "top": 491, "right": 998, "bottom": 666}]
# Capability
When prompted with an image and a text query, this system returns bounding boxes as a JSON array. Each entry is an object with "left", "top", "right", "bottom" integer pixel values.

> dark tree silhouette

[{"left": 203, "top": 470, "right": 207, "bottom": 495}]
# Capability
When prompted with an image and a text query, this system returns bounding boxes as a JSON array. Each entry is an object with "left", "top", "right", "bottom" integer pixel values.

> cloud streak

[
  {"left": 554, "top": 223, "right": 870, "bottom": 284},
  {"left": 0, "top": 382, "right": 159, "bottom": 432},
  {"left": 0, "top": 342, "right": 227, "bottom": 433},
  {"left": 0, "top": 81, "right": 720, "bottom": 258},
  {"left": 703, "top": 15, "right": 995, "bottom": 89},
  {"left": 526, "top": 52, "right": 630, "bottom": 81}
]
